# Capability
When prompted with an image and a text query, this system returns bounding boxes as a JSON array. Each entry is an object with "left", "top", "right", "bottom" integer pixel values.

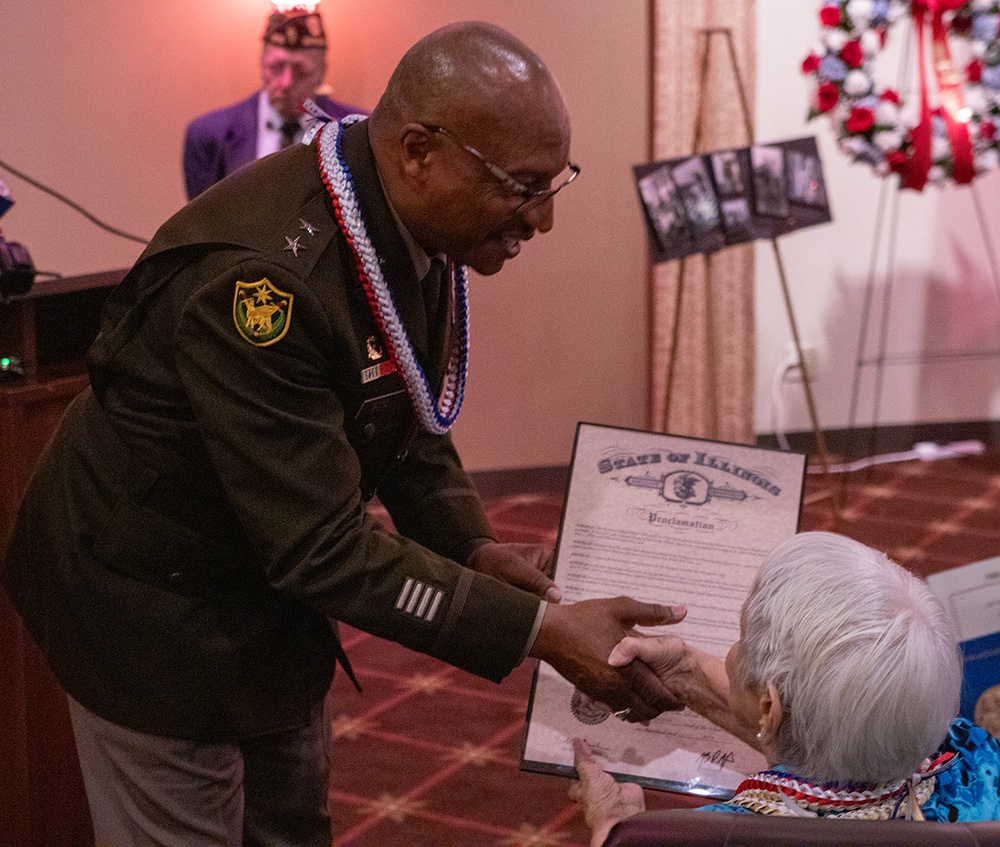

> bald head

[
  {"left": 371, "top": 22, "right": 565, "bottom": 143},
  {"left": 367, "top": 22, "right": 573, "bottom": 274}
]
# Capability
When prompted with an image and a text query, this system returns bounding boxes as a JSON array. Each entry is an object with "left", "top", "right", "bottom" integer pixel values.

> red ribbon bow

[{"left": 904, "top": 0, "right": 975, "bottom": 190}]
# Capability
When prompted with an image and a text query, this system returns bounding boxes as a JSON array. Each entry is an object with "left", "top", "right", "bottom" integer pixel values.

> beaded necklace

[
  {"left": 316, "top": 115, "right": 469, "bottom": 435},
  {"left": 727, "top": 752, "right": 956, "bottom": 820}
]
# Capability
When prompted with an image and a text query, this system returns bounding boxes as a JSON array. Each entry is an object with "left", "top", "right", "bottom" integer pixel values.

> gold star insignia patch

[{"left": 233, "top": 278, "right": 293, "bottom": 346}]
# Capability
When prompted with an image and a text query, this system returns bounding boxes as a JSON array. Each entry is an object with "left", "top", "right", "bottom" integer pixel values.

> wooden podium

[{"left": 1, "top": 269, "right": 125, "bottom": 847}]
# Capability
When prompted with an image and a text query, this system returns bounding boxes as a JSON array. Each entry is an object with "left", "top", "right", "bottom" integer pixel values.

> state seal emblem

[{"left": 233, "top": 278, "right": 293, "bottom": 346}]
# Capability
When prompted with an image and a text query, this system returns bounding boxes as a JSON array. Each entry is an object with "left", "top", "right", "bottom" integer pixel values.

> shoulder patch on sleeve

[{"left": 233, "top": 277, "right": 293, "bottom": 346}]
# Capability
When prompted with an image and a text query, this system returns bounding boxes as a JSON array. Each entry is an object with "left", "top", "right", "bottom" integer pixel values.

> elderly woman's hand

[
  {"left": 569, "top": 737, "right": 646, "bottom": 847},
  {"left": 608, "top": 635, "right": 762, "bottom": 748},
  {"left": 608, "top": 634, "right": 689, "bottom": 684}
]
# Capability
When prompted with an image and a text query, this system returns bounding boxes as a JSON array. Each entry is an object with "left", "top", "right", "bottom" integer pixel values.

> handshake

[
  {"left": 527, "top": 596, "right": 694, "bottom": 723},
  {"left": 466, "top": 541, "right": 695, "bottom": 722}
]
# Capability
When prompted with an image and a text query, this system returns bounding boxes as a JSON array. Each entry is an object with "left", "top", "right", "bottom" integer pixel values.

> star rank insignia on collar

[
  {"left": 284, "top": 235, "right": 305, "bottom": 257},
  {"left": 233, "top": 278, "right": 293, "bottom": 346},
  {"left": 299, "top": 218, "right": 318, "bottom": 236}
]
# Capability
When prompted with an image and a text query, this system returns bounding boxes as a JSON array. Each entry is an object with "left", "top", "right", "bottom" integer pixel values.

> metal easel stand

[
  {"left": 662, "top": 27, "right": 837, "bottom": 521},
  {"left": 844, "top": 176, "right": 1000, "bottom": 489}
]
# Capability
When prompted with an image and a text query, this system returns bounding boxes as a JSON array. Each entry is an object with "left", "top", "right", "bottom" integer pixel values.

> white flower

[
  {"left": 973, "top": 0, "right": 994, "bottom": 11},
  {"left": 860, "top": 29, "right": 882, "bottom": 56},
  {"left": 843, "top": 69, "right": 872, "bottom": 96},
  {"left": 825, "top": 29, "right": 850, "bottom": 52},
  {"left": 927, "top": 164, "right": 945, "bottom": 182},
  {"left": 873, "top": 129, "right": 904, "bottom": 151},
  {"left": 846, "top": 0, "right": 874, "bottom": 25},
  {"left": 876, "top": 99, "right": 901, "bottom": 124},
  {"left": 932, "top": 135, "right": 951, "bottom": 160},
  {"left": 964, "top": 87, "right": 989, "bottom": 115},
  {"left": 975, "top": 147, "right": 1000, "bottom": 171},
  {"left": 840, "top": 136, "right": 868, "bottom": 155},
  {"left": 832, "top": 102, "right": 853, "bottom": 123}
]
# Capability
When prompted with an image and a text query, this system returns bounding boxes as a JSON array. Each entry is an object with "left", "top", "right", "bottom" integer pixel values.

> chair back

[{"left": 603, "top": 809, "right": 1000, "bottom": 847}]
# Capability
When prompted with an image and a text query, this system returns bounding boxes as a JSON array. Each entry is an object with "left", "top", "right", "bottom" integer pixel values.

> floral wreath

[{"left": 802, "top": 0, "right": 1000, "bottom": 190}]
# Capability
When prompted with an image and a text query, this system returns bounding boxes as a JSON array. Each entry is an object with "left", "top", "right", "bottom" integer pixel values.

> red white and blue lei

[
  {"left": 802, "top": 1, "right": 1000, "bottom": 189},
  {"left": 317, "top": 116, "right": 469, "bottom": 435}
]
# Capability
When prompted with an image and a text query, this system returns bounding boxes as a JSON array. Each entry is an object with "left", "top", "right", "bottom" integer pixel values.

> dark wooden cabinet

[{"left": 1, "top": 269, "right": 125, "bottom": 847}]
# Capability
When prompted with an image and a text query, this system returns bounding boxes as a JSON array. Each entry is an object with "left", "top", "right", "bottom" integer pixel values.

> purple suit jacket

[{"left": 182, "top": 92, "right": 363, "bottom": 200}]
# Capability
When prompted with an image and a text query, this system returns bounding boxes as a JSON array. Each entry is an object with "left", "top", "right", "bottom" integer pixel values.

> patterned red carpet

[{"left": 328, "top": 451, "right": 1000, "bottom": 847}]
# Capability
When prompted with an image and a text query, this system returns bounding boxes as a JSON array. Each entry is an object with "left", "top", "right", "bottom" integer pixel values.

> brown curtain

[{"left": 649, "top": 0, "right": 756, "bottom": 443}]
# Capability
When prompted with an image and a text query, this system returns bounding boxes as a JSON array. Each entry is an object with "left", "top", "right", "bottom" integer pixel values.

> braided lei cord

[
  {"left": 727, "top": 751, "right": 957, "bottom": 819},
  {"left": 317, "top": 116, "right": 469, "bottom": 435}
]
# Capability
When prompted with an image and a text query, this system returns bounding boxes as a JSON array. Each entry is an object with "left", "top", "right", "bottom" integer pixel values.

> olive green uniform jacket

[{"left": 2, "top": 120, "right": 540, "bottom": 740}]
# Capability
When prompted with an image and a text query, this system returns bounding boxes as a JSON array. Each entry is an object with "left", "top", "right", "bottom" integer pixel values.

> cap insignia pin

[{"left": 366, "top": 335, "right": 385, "bottom": 361}]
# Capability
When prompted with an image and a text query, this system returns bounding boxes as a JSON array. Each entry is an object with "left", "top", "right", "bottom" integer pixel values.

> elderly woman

[{"left": 571, "top": 532, "right": 1000, "bottom": 846}]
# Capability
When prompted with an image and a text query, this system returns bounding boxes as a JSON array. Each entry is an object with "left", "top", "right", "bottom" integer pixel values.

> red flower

[
  {"left": 820, "top": 6, "right": 842, "bottom": 26},
  {"left": 802, "top": 53, "right": 821, "bottom": 74},
  {"left": 886, "top": 149, "right": 909, "bottom": 173},
  {"left": 845, "top": 106, "right": 876, "bottom": 133},
  {"left": 841, "top": 40, "right": 864, "bottom": 68},
  {"left": 880, "top": 89, "right": 901, "bottom": 105},
  {"left": 818, "top": 81, "right": 841, "bottom": 112},
  {"left": 968, "top": 60, "right": 983, "bottom": 83},
  {"left": 981, "top": 121, "right": 997, "bottom": 141}
]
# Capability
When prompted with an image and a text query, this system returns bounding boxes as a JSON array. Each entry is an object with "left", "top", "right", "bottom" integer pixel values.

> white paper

[
  {"left": 926, "top": 555, "right": 1000, "bottom": 643},
  {"left": 521, "top": 423, "right": 807, "bottom": 797}
]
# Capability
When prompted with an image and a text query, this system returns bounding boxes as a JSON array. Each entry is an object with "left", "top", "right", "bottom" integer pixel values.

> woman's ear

[{"left": 758, "top": 681, "right": 783, "bottom": 745}]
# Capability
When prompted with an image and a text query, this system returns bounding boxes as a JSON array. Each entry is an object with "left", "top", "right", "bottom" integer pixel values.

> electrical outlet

[{"left": 783, "top": 341, "right": 820, "bottom": 384}]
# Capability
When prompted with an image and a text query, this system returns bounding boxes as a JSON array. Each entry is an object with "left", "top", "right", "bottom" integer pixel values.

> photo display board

[{"left": 634, "top": 136, "right": 832, "bottom": 263}]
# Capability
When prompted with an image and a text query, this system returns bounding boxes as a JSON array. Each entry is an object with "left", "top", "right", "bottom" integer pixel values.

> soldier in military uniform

[{"left": 2, "top": 22, "right": 684, "bottom": 847}]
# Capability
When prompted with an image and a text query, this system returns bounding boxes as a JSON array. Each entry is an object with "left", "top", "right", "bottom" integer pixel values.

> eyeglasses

[{"left": 422, "top": 124, "right": 580, "bottom": 213}]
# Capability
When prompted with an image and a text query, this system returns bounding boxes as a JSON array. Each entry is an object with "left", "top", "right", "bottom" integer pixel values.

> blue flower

[
  {"left": 973, "top": 14, "right": 1000, "bottom": 44},
  {"left": 819, "top": 54, "right": 848, "bottom": 83},
  {"left": 981, "top": 66, "right": 1000, "bottom": 91},
  {"left": 871, "top": 0, "right": 891, "bottom": 25}
]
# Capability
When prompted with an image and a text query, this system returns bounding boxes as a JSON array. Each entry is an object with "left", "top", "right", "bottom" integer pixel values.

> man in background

[{"left": 183, "top": 5, "right": 363, "bottom": 199}]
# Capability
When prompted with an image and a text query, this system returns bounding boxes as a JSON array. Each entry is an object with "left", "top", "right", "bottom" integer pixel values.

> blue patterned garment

[{"left": 696, "top": 719, "right": 1000, "bottom": 821}]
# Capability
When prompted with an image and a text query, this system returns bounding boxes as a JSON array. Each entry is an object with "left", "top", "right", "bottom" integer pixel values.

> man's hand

[
  {"left": 569, "top": 738, "right": 645, "bottom": 847},
  {"left": 466, "top": 541, "right": 562, "bottom": 602},
  {"left": 529, "top": 597, "right": 687, "bottom": 722},
  {"left": 609, "top": 635, "right": 757, "bottom": 747}
]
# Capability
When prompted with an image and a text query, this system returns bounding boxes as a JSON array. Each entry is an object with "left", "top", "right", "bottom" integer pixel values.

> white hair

[{"left": 733, "top": 531, "right": 961, "bottom": 784}]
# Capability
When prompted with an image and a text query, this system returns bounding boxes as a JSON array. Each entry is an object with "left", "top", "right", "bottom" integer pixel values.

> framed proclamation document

[{"left": 520, "top": 423, "right": 807, "bottom": 798}]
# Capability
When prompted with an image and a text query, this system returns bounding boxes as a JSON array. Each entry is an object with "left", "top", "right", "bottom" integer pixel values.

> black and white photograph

[
  {"left": 671, "top": 155, "right": 722, "bottom": 236},
  {"left": 750, "top": 144, "right": 789, "bottom": 217},
  {"left": 710, "top": 148, "right": 747, "bottom": 196},
  {"left": 636, "top": 164, "right": 690, "bottom": 255},
  {"left": 787, "top": 147, "right": 829, "bottom": 208},
  {"left": 720, "top": 197, "right": 754, "bottom": 245}
]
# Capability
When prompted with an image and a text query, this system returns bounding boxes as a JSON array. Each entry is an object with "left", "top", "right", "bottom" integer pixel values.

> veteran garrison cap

[{"left": 263, "top": 7, "right": 327, "bottom": 50}]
